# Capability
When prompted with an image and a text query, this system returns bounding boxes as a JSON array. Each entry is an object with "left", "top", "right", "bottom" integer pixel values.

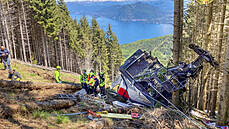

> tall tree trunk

[
  {"left": 20, "top": 0, "right": 32, "bottom": 63},
  {"left": 42, "top": 29, "right": 47, "bottom": 67},
  {"left": 1, "top": 0, "right": 10, "bottom": 53},
  {"left": 172, "top": 0, "right": 183, "bottom": 107},
  {"left": 210, "top": 0, "right": 226, "bottom": 116},
  {"left": 216, "top": 31, "right": 229, "bottom": 126},
  {"left": 45, "top": 33, "right": 50, "bottom": 67},
  {"left": 19, "top": 11, "right": 27, "bottom": 62},
  {"left": 6, "top": 0, "right": 13, "bottom": 59},
  {"left": 59, "top": 34, "right": 63, "bottom": 68},
  {"left": 64, "top": 31, "right": 67, "bottom": 70},
  {"left": 54, "top": 39, "right": 59, "bottom": 66},
  {"left": 199, "top": 3, "right": 213, "bottom": 111}
]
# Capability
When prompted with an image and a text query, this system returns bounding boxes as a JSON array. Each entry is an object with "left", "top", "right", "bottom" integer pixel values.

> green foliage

[
  {"left": 28, "top": 0, "right": 122, "bottom": 83},
  {"left": 106, "top": 24, "right": 123, "bottom": 81},
  {"left": 121, "top": 35, "right": 173, "bottom": 65},
  {"left": 32, "top": 111, "right": 50, "bottom": 120},
  {"left": 56, "top": 115, "right": 70, "bottom": 124}
]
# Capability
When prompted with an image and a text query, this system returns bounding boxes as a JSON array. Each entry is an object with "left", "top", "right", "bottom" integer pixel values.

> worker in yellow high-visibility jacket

[
  {"left": 55, "top": 66, "right": 62, "bottom": 83},
  {"left": 99, "top": 72, "right": 106, "bottom": 96}
]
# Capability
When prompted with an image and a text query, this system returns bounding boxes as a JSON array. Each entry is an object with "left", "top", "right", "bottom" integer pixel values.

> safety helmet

[
  {"left": 90, "top": 69, "right": 94, "bottom": 72},
  {"left": 56, "top": 66, "right": 61, "bottom": 69},
  {"left": 90, "top": 72, "right": 95, "bottom": 77},
  {"left": 98, "top": 72, "right": 104, "bottom": 76}
]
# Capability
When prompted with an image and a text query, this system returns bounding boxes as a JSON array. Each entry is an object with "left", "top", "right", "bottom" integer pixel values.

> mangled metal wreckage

[{"left": 112, "top": 44, "right": 219, "bottom": 107}]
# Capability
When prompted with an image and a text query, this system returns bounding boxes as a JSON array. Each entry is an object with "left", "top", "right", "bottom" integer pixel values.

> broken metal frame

[{"left": 116, "top": 44, "right": 219, "bottom": 109}]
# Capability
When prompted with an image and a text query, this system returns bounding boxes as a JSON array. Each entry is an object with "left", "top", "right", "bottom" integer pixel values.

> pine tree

[
  {"left": 78, "top": 15, "right": 92, "bottom": 70},
  {"left": 172, "top": 0, "right": 184, "bottom": 108},
  {"left": 106, "top": 24, "right": 123, "bottom": 82}
]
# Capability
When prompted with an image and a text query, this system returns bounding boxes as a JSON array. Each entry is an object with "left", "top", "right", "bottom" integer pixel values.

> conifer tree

[{"left": 106, "top": 24, "right": 123, "bottom": 81}]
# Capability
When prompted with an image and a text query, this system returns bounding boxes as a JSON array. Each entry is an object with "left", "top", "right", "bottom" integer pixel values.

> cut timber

[
  {"left": 0, "top": 80, "right": 81, "bottom": 91},
  {"left": 25, "top": 99, "right": 79, "bottom": 110},
  {"left": 0, "top": 99, "right": 78, "bottom": 118}
]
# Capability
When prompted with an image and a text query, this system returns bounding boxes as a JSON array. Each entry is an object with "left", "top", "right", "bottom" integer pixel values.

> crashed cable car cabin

[{"left": 112, "top": 44, "right": 219, "bottom": 107}]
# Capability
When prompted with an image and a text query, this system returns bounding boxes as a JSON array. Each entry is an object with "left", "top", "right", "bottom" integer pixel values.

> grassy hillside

[
  {"left": 0, "top": 61, "right": 79, "bottom": 83},
  {"left": 121, "top": 35, "right": 173, "bottom": 65}
]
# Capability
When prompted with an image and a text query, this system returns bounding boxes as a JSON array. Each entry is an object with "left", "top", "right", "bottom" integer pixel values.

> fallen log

[
  {"left": 25, "top": 99, "right": 79, "bottom": 111},
  {"left": 0, "top": 80, "right": 81, "bottom": 91},
  {"left": 0, "top": 99, "right": 79, "bottom": 118}
]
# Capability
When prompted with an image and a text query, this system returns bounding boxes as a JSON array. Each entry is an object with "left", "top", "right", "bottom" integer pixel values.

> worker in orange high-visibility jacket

[
  {"left": 86, "top": 73, "right": 99, "bottom": 96},
  {"left": 88, "top": 69, "right": 95, "bottom": 81}
]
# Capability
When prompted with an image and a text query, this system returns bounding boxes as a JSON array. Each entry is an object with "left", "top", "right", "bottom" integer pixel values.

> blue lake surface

[{"left": 71, "top": 13, "right": 173, "bottom": 44}]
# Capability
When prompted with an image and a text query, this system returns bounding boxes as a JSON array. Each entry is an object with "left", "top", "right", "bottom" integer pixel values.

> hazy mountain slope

[
  {"left": 90, "top": 2, "right": 170, "bottom": 23},
  {"left": 66, "top": 1, "right": 173, "bottom": 23}
]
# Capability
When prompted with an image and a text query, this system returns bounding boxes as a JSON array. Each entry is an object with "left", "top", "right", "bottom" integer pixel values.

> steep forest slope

[
  {"left": 0, "top": 61, "right": 202, "bottom": 129},
  {"left": 0, "top": 0, "right": 123, "bottom": 83}
]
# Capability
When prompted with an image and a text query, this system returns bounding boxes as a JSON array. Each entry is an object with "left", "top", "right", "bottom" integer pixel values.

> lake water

[{"left": 70, "top": 14, "right": 173, "bottom": 44}]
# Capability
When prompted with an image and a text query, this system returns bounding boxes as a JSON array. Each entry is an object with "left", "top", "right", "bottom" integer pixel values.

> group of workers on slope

[
  {"left": 80, "top": 69, "right": 106, "bottom": 97},
  {"left": 0, "top": 45, "right": 22, "bottom": 81},
  {"left": 54, "top": 66, "right": 106, "bottom": 97},
  {"left": 1, "top": 44, "right": 105, "bottom": 96}
]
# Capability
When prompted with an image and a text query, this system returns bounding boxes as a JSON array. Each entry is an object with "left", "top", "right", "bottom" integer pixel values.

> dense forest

[
  {"left": 121, "top": 35, "right": 172, "bottom": 64},
  {"left": 0, "top": 0, "right": 229, "bottom": 127},
  {"left": 173, "top": 0, "right": 229, "bottom": 126},
  {"left": 0, "top": 0, "right": 123, "bottom": 82}
]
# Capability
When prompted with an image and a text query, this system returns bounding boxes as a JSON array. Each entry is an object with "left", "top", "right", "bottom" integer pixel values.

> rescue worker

[
  {"left": 55, "top": 66, "right": 62, "bottom": 83},
  {"left": 0, "top": 46, "right": 11, "bottom": 70},
  {"left": 98, "top": 72, "right": 106, "bottom": 97},
  {"left": 80, "top": 69, "right": 88, "bottom": 93},
  {"left": 86, "top": 73, "right": 99, "bottom": 96},
  {"left": 8, "top": 69, "right": 21, "bottom": 81},
  {"left": 88, "top": 69, "right": 95, "bottom": 81}
]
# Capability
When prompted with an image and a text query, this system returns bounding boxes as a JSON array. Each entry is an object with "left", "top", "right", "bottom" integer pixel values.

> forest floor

[{"left": 0, "top": 61, "right": 205, "bottom": 129}]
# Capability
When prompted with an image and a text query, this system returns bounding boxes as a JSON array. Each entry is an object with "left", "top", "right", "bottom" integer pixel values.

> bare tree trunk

[
  {"left": 42, "top": 29, "right": 47, "bottom": 67},
  {"left": 172, "top": 0, "right": 183, "bottom": 107},
  {"left": 0, "top": 1, "right": 10, "bottom": 53},
  {"left": 6, "top": 0, "right": 14, "bottom": 59},
  {"left": 19, "top": 11, "right": 27, "bottom": 62},
  {"left": 64, "top": 31, "right": 67, "bottom": 70},
  {"left": 210, "top": 0, "right": 226, "bottom": 116},
  {"left": 54, "top": 39, "right": 59, "bottom": 66},
  {"left": 45, "top": 33, "right": 50, "bottom": 67},
  {"left": 216, "top": 31, "right": 229, "bottom": 126},
  {"left": 59, "top": 34, "right": 63, "bottom": 68},
  {"left": 20, "top": 0, "right": 32, "bottom": 63},
  {"left": 199, "top": 3, "right": 213, "bottom": 111}
]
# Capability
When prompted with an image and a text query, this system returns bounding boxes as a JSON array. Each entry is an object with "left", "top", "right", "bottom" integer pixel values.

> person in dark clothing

[
  {"left": 86, "top": 74, "right": 99, "bottom": 96},
  {"left": 0, "top": 46, "right": 11, "bottom": 70},
  {"left": 8, "top": 69, "right": 21, "bottom": 81},
  {"left": 98, "top": 72, "right": 106, "bottom": 97}
]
